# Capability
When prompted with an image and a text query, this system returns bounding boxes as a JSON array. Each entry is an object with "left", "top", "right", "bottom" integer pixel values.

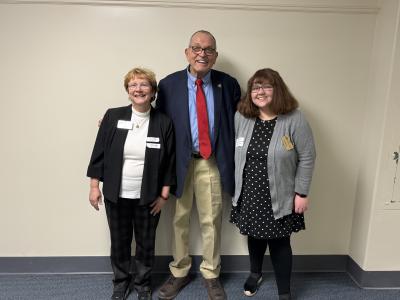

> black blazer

[
  {"left": 87, "top": 105, "right": 176, "bottom": 205},
  {"left": 156, "top": 68, "right": 241, "bottom": 197}
]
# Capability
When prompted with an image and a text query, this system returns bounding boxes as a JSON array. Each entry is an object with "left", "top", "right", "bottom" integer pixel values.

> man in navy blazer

[{"left": 157, "top": 30, "right": 241, "bottom": 300}]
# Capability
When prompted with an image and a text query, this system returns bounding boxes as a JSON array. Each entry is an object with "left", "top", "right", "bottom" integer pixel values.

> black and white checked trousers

[{"left": 105, "top": 197, "right": 160, "bottom": 291}]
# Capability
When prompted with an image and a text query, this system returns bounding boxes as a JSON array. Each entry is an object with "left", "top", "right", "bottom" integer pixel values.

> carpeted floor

[{"left": 1, "top": 272, "right": 400, "bottom": 299}]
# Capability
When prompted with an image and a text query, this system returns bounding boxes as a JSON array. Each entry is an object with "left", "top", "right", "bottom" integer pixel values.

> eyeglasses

[
  {"left": 190, "top": 46, "right": 216, "bottom": 55},
  {"left": 251, "top": 84, "right": 273, "bottom": 93},
  {"left": 128, "top": 83, "right": 151, "bottom": 90}
]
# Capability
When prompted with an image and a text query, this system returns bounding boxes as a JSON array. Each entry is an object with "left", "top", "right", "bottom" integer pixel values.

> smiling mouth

[
  {"left": 133, "top": 94, "right": 147, "bottom": 98},
  {"left": 196, "top": 59, "right": 208, "bottom": 64}
]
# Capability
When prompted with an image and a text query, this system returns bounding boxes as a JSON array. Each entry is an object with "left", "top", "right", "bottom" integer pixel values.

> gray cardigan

[{"left": 233, "top": 109, "right": 316, "bottom": 219}]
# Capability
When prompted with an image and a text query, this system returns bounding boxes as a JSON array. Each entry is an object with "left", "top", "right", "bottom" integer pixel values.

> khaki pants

[{"left": 169, "top": 156, "right": 223, "bottom": 279}]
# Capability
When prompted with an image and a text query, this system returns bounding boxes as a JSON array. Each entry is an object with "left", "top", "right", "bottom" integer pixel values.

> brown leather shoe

[
  {"left": 158, "top": 274, "right": 191, "bottom": 299},
  {"left": 203, "top": 278, "right": 227, "bottom": 300}
]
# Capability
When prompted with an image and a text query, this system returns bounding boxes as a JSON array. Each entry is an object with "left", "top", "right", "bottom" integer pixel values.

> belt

[{"left": 192, "top": 152, "right": 203, "bottom": 159}]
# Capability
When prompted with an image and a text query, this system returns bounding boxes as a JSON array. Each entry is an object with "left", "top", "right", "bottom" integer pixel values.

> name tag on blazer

[
  {"left": 117, "top": 120, "right": 133, "bottom": 130},
  {"left": 282, "top": 135, "right": 294, "bottom": 150},
  {"left": 236, "top": 137, "right": 245, "bottom": 147},
  {"left": 146, "top": 137, "right": 160, "bottom": 142},
  {"left": 146, "top": 142, "right": 161, "bottom": 149}
]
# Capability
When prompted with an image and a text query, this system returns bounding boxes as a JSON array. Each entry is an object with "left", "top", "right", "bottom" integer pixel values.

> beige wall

[
  {"left": 350, "top": 0, "right": 400, "bottom": 270},
  {"left": 1, "top": 0, "right": 397, "bottom": 270}
]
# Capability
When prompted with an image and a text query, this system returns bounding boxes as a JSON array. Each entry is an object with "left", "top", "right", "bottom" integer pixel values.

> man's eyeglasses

[
  {"left": 251, "top": 84, "right": 273, "bottom": 93},
  {"left": 190, "top": 46, "right": 216, "bottom": 55}
]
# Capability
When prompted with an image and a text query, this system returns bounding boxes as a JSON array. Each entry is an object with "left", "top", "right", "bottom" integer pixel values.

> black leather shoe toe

[
  {"left": 111, "top": 290, "right": 125, "bottom": 300},
  {"left": 111, "top": 287, "right": 131, "bottom": 300}
]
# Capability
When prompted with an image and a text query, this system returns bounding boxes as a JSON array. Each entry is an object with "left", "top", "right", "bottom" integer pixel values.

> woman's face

[
  {"left": 127, "top": 76, "right": 155, "bottom": 108},
  {"left": 250, "top": 81, "right": 274, "bottom": 110}
]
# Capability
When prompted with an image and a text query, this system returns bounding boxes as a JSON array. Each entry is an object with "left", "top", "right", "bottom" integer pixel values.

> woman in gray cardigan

[{"left": 230, "top": 68, "right": 316, "bottom": 300}]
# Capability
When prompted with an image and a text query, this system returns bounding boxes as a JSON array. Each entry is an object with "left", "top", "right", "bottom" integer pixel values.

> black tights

[{"left": 248, "top": 235, "right": 292, "bottom": 295}]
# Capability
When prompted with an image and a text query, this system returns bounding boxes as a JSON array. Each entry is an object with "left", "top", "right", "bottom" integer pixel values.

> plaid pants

[{"left": 105, "top": 197, "right": 160, "bottom": 291}]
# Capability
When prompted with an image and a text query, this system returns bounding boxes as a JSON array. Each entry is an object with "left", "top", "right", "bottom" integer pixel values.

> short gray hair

[{"left": 188, "top": 30, "right": 217, "bottom": 49}]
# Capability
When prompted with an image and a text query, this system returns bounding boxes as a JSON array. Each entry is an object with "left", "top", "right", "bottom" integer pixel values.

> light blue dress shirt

[{"left": 187, "top": 69, "right": 215, "bottom": 152}]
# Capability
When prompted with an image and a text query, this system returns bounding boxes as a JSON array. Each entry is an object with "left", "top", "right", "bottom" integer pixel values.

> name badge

[
  {"left": 282, "top": 135, "right": 294, "bottom": 150},
  {"left": 146, "top": 143, "right": 161, "bottom": 149},
  {"left": 117, "top": 120, "right": 133, "bottom": 130},
  {"left": 236, "top": 137, "right": 244, "bottom": 147},
  {"left": 146, "top": 137, "right": 160, "bottom": 142}
]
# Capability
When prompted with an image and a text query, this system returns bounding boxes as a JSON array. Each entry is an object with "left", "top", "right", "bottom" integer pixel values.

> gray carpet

[{"left": 1, "top": 272, "right": 400, "bottom": 299}]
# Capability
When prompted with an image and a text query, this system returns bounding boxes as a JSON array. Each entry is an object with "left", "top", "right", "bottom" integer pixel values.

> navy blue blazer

[
  {"left": 156, "top": 68, "right": 241, "bottom": 197},
  {"left": 87, "top": 105, "right": 176, "bottom": 205}
]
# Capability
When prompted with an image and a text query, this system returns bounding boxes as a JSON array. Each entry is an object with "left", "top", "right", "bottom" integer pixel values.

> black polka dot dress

[{"left": 231, "top": 117, "right": 305, "bottom": 239}]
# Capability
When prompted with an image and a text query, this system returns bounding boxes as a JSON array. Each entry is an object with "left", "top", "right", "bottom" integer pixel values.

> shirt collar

[{"left": 186, "top": 67, "right": 212, "bottom": 87}]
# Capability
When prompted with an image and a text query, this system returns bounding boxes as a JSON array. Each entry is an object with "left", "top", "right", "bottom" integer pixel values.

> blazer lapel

[
  {"left": 145, "top": 107, "right": 160, "bottom": 160},
  {"left": 177, "top": 70, "right": 192, "bottom": 145},
  {"left": 113, "top": 105, "right": 132, "bottom": 155},
  {"left": 211, "top": 70, "right": 222, "bottom": 148}
]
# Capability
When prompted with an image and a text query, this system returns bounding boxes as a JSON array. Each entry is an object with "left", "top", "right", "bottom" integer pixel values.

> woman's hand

[
  {"left": 89, "top": 182, "right": 103, "bottom": 211},
  {"left": 294, "top": 194, "right": 308, "bottom": 214},
  {"left": 150, "top": 196, "right": 167, "bottom": 216}
]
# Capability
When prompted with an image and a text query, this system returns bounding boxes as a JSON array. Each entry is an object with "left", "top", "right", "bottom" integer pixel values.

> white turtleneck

[{"left": 119, "top": 106, "right": 150, "bottom": 199}]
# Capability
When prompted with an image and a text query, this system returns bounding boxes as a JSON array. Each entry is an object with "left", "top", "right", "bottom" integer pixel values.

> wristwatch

[{"left": 295, "top": 193, "right": 307, "bottom": 198}]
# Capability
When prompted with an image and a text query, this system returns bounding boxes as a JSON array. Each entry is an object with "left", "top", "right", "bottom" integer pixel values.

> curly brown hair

[{"left": 237, "top": 68, "right": 298, "bottom": 118}]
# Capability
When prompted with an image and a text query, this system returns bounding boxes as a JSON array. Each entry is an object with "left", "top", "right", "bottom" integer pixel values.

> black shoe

[
  {"left": 137, "top": 288, "right": 152, "bottom": 300},
  {"left": 243, "top": 273, "right": 262, "bottom": 297},
  {"left": 111, "top": 289, "right": 130, "bottom": 300},
  {"left": 111, "top": 279, "right": 133, "bottom": 300},
  {"left": 279, "top": 293, "right": 291, "bottom": 300}
]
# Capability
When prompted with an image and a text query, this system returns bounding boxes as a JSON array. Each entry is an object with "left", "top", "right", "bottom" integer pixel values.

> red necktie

[{"left": 195, "top": 79, "right": 212, "bottom": 159}]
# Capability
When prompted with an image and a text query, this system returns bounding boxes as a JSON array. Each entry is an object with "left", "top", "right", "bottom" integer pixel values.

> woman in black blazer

[{"left": 87, "top": 67, "right": 175, "bottom": 300}]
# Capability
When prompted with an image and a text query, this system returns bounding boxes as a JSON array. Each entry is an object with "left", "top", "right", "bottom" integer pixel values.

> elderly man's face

[{"left": 185, "top": 32, "right": 218, "bottom": 78}]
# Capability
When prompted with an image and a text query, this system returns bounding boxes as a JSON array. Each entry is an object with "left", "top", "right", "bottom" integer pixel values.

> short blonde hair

[{"left": 124, "top": 67, "right": 157, "bottom": 93}]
